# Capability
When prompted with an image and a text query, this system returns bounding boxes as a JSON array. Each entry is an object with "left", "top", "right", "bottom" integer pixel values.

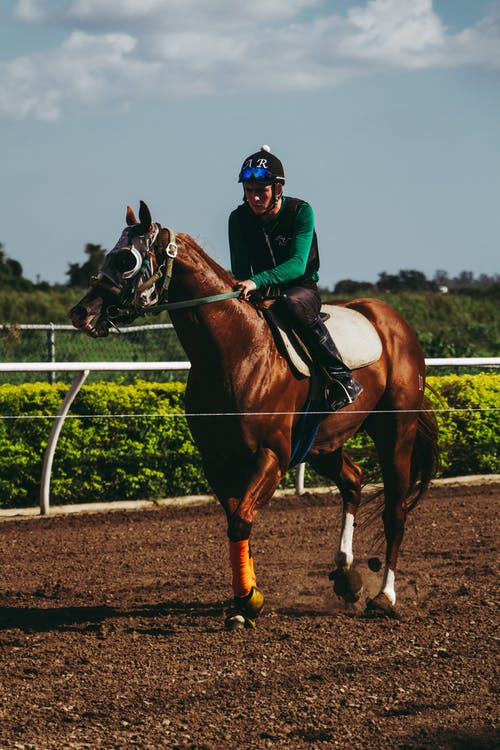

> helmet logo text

[{"left": 244, "top": 157, "right": 268, "bottom": 169}]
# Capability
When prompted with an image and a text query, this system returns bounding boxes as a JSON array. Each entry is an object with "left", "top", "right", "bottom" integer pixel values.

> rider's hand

[{"left": 234, "top": 279, "right": 257, "bottom": 300}]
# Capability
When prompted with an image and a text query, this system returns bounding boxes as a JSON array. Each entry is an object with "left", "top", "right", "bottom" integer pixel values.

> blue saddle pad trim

[{"left": 289, "top": 396, "right": 324, "bottom": 468}]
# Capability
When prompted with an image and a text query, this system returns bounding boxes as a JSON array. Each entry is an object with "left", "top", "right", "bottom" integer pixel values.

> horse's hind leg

[
  {"left": 308, "top": 449, "right": 364, "bottom": 603},
  {"left": 366, "top": 414, "right": 418, "bottom": 617}
]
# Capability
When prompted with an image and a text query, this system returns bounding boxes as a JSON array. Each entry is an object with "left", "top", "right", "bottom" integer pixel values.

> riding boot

[{"left": 301, "top": 316, "right": 364, "bottom": 411}]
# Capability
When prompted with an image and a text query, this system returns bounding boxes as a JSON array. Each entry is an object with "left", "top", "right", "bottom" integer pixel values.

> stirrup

[{"left": 325, "top": 378, "right": 363, "bottom": 412}]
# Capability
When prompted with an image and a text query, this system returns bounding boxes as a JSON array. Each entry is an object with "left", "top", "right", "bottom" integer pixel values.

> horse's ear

[
  {"left": 139, "top": 200, "right": 153, "bottom": 230},
  {"left": 126, "top": 206, "right": 137, "bottom": 226}
]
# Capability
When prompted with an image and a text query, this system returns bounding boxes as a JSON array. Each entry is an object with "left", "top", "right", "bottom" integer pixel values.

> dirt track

[{"left": 0, "top": 480, "right": 498, "bottom": 749}]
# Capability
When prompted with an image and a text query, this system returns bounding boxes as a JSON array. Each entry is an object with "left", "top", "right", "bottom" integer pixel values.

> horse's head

[{"left": 69, "top": 201, "right": 177, "bottom": 337}]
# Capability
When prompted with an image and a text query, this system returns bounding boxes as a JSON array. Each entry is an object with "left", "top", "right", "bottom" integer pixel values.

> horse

[{"left": 70, "top": 200, "right": 439, "bottom": 629}]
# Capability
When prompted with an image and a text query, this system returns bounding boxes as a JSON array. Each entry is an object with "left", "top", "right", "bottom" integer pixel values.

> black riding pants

[{"left": 278, "top": 281, "right": 321, "bottom": 327}]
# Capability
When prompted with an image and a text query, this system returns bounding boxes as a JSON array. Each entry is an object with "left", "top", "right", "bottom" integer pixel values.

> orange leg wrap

[{"left": 229, "top": 540, "right": 257, "bottom": 598}]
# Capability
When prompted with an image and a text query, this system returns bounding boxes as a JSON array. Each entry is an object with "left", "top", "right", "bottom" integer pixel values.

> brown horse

[{"left": 70, "top": 201, "right": 439, "bottom": 629}]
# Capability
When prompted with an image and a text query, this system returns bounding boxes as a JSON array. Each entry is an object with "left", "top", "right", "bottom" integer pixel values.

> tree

[
  {"left": 0, "top": 244, "right": 33, "bottom": 290},
  {"left": 376, "top": 271, "right": 401, "bottom": 293},
  {"left": 433, "top": 269, "right": 450, "bottom": 286},
  {"left": 376, "top": 269, "right": 436, "bottom": 293},
  {"left": 66, "top": 243, "right": 107, "bottom": 287},
  {"left": 455, "top": 271, "right": 475, "bottom": 288},
  {"left": 333, "top": 279, "right": 375, "bottom": 295},
  {"left": 398, "top": 269, "right": 436, "bottom": 291}
]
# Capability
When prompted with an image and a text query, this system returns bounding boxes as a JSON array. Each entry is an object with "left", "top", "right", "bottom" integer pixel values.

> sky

[{"left": 0, "top": 0, "right": 499, "bottom": 288}]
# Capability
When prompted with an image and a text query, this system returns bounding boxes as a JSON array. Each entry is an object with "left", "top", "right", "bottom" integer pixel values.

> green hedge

[
  {"left": 426, "top": 373, "right": 499, "bottom": 477},
  {"left": 0, "top": 374, "right": 498, "bottom": 508},
  {"left": 317, "top": 372, "right": 499, "bottom": 486},
  {"left": 0, "top": 381, "right": 208, "bottom": 508}
]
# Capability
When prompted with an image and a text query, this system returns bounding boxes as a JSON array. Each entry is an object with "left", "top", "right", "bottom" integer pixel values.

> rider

[{"left": 229, "top": 145, "right": 363, "bottom": 411}]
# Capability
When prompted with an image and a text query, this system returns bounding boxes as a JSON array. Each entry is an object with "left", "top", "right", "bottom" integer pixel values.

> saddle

[{"left": 264, "top": 303, "right": 383, "bottom": 378}]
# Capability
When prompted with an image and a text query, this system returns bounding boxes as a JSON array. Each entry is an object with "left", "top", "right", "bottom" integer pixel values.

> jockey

[{"left": 229, "top": 145, "right": 363, "bottom": 411}]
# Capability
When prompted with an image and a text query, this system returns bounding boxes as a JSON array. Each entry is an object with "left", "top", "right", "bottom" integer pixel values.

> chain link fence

[{"left": 0, "top": 324, "right": 188, "bottom": 384}]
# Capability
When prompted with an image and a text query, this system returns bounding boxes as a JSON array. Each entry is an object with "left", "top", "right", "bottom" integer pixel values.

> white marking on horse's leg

[
  {"left": 380, "top": 567, "right": 396, "bottom": 605},
  {"left": 335, "top": 511, "right": 355, "bottom": 568}
]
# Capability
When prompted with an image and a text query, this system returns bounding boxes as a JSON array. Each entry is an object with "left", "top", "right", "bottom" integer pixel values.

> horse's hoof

[
  {"left": 224, "top": 613, "right": 249, "bottom": 631},
  {"left": 224, "top": 587, "right": 264, "bottom": 630},
  {"left": 329, "top": 567, "right": 363, "bottom": 603},
  {"left": 365, "top": 593, "right": 400, "bottom": 619}
]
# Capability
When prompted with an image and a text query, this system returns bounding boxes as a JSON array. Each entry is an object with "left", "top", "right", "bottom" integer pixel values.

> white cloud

[
  {"left": 338, "top": 0, "right": 500, "bottom": 70},
  {"left": 0, "top": 57, "right": 60, "bottom": 121},
  {"left": 69, "top": 0, "right": 173, "bottom": 20},
  {"left": 339, "top": 0, "right": 447, "bottom": 68},
  {"left": 18, "top": 0, "right": 322, "bottom": 26},
  {"left": 3, "top": 0, "right": 500, "bottom": 120},
  {"left": 0, "top": 31, "right": 156, "bottom": 120},
  {"left": 451, "top": 14, "right": 500, "bottom": 70},
  {"left": 13, "top": 0, "right": 47, "bottom": 22}
]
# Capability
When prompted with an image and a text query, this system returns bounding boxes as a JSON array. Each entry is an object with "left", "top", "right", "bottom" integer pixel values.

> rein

[{"left": 141, "top": 290, "right": 242, "bottom": 314}]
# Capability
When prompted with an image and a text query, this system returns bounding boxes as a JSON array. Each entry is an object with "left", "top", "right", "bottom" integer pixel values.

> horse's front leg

[{"left": 223, "top": 447, "right": 283, "bottom": 630}]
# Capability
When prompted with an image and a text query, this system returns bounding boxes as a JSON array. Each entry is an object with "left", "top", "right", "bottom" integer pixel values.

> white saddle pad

[{"left": 275, "top": 303, "right": 383, "bottom": 378}]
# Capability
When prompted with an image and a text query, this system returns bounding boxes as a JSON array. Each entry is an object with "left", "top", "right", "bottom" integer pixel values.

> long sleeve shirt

[{"left": 229, "top": 197, "right": 319, "bottom": 290}]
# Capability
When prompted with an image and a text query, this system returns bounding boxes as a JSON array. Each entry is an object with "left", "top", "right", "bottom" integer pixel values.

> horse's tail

[{"left": 406, "top": 395, "right": 440, "bottom": 512}]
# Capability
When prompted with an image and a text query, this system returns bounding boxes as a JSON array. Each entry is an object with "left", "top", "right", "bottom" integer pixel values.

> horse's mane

[{"left": 176, "top": 232, "right": 235, "bottom": 288}]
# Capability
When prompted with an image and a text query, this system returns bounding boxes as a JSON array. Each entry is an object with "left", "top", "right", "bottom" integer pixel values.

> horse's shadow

[{"left": 0, "top": 600, "right": 224, "bottom": 635}]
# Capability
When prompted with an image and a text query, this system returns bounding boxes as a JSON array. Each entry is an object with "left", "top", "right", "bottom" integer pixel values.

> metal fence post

[
  {"left": 40, "top": 369, "right": 89, "bottom": 515},
  {"left": 47, "top": 323, "right": 56, "bottom": 385},
  {"left": 295, "top": 462, "right": 305, "bottom": 495}
]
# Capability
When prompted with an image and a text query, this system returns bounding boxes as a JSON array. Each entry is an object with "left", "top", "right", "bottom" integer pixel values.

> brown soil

[{"left": 0, "top": 481, "right": 498, "bottom": 749}]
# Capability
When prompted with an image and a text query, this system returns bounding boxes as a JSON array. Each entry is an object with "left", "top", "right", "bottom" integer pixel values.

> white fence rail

[
  {"left": 0, "top": 322, "right": 176, "bottom": 383},
  {"left": 0, "top": 357, "right": 498, "bottom": 515}
]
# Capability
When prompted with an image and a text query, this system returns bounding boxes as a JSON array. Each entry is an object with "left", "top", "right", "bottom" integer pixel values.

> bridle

[
  {"left": 92, "top": 224, "right": 240, "bottom": 331},
  {"left": 139, "top": 224, "right": 179, "bottom": 302}
]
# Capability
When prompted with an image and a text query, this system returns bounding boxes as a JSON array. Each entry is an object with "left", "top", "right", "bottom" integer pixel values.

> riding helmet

[{"left": 238, "top": 145, "right": 285, "bottom": 184}]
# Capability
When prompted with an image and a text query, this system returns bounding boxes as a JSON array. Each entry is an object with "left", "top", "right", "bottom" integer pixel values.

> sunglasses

[{"left": 240, "top": 166, "right": 273, "bottom": 181}]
